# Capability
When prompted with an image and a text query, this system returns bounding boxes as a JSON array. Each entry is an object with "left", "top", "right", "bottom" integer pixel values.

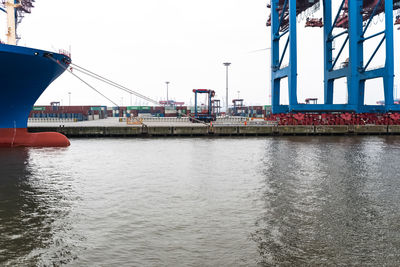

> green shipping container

[
  {"left": 263, "top": 105, "right": 271, "bottom": 110},
  {"left": 32, "top": 106, "right": 45, "bottom": 111},
  {"left": 90, "top": 107, "right": 102, "bottom": 111}
]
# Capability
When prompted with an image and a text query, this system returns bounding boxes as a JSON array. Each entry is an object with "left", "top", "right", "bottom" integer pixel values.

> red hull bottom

[{"left": 0, "top": 128, "right": 70, "bottom": 147}]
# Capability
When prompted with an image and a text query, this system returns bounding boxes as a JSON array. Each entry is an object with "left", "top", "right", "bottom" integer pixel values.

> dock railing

[
  {"left": 122, "top": 117, "right": 190, "bottom": 123},
  {"left": 121, "top": 116, "right": 277, "bottom": 126},
  {"left": 28, "top": 118, "right": 78, "bottom": 123}
]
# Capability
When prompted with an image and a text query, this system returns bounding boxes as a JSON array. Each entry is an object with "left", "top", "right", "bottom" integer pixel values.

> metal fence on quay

[{"left": 28, "top": 118, "right": 78, "bottom": 123}]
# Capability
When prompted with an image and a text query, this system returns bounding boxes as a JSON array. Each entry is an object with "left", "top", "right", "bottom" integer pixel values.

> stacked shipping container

[
  {"left": 30, "top": 105, "right": 273, "bottom": 119},
  {"left": 29, "top": 106, "right": 107, "bottom": 121}
]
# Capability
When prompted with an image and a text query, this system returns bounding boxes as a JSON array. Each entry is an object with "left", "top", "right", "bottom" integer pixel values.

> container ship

[{"left": 0, "top": 0, "right": 71, "bottom": 147}]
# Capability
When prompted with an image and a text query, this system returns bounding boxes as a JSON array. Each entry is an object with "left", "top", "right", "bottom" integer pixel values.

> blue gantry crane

[{"left": 268, "top": 0, "right": 400, "bottom": 114}]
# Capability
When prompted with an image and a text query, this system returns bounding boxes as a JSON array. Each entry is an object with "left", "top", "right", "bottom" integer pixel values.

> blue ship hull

[
  {"left": 0, "top": 44, "right": 70, "bottom": 128},
  {"left": 0, "top": 44, "right": 71, "bottom": 147}
]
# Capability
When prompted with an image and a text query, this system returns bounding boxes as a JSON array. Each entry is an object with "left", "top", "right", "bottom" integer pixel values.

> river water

[{"left": 1, "top": 136, "right": 400, "bottom": 266}]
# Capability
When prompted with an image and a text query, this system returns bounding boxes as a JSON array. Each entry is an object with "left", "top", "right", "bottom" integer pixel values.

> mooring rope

[
  {"left": 69, "top": 63, "right": 208, "bottom": 124},
  {"left": 46, "top": 55, "right": 120, "bottom": 106},
  {"left": 47, "top": 56, "right": 209, "bottom": 125},
  {"left": 70, "top": 63, "right": 159, "bottom": 105}
]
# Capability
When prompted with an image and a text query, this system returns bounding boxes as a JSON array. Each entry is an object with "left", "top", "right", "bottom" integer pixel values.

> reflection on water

[
  {"left": 0, "top": 137, "right": 400, "bottom": 266},
  {"left": 0, "top": 147, "right": 82, "bottom": 266},
  {"left": 252, "top": 136, "right": 400, "bottom": 266},
  {"left": 0, "top": 148, "right": 32, "bottom": 263}
]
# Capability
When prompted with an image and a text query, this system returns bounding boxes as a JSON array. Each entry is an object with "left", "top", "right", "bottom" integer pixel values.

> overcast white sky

[{"left": 5, "top": 0, "right": 400, "bottom": 106}]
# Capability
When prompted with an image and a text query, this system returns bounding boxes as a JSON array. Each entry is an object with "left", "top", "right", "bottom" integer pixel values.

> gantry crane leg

[{"left": 270, "top": 0, "right": 396, "bottom": 114}]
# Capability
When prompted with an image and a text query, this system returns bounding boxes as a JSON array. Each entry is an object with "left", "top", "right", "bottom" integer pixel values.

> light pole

[
  {"left": 166, "top": 81, "right": 170, "bottom": 106},
  {"left": 223, "top": 62, "right": 231, "bottom": 116},
  {"left": 130, "top": 93, "right": 133, "bottom": 106},
  {"left": 68, "top": 92, "right": 71, "bottom": 106}
]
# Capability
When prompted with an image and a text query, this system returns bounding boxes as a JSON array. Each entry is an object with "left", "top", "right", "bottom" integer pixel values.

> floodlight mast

[{"left": 223, "top": 62, "right": 231, "bottom": 116}]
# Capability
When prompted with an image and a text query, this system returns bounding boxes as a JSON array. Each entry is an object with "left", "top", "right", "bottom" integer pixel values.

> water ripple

[{"left": 1, "top": 137, "right": 400, "bottom": 266}]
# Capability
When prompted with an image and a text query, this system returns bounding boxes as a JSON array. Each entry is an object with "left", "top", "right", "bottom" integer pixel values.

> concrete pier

[{"left": 27, "top": 118, "right": 400, "bottom": 137}]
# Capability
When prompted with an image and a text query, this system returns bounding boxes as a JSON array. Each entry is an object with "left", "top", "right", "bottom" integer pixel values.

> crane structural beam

[{"left": 268, "top": 0, "right": 399, "bottom": 114}]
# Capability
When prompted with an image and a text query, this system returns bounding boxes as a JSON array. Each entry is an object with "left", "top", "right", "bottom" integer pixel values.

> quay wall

[{"left": 27, "top": 125, "right": 400, "bottom": 137}]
